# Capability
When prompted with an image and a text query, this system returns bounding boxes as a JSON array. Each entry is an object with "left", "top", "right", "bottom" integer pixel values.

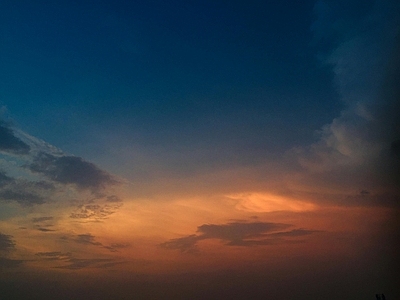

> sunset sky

[{"left": 0, "top": 0, "right": 399, "bottom": 299}]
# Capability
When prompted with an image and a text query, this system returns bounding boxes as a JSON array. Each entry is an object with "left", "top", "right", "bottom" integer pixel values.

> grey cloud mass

[
  {"left": 29, "top": 152, "right": 118, "bottom": 190},
  {"left": 0, "top": 121, "right": 30, "bottom": 155},
  {"left": 160, "top": 222, "right": 318, "bottom": 253}
]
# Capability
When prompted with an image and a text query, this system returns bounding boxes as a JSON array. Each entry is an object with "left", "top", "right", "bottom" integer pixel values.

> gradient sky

[{"left": 0, "top": 0, "right": 399, "bottom": 299}]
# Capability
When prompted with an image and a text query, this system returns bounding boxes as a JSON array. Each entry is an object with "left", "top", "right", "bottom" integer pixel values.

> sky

[{"left": 0, "top": 0, "right": 399, "bottom": 299}]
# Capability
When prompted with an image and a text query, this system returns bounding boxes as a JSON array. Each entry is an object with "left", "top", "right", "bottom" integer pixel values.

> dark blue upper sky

[{"left": 1, "top": 0, "right": 343, "bottom": 171}]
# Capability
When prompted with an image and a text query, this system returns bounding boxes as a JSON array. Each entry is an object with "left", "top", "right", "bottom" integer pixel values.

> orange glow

[{"left": 226, "top": 192, "right": 317, "bottom": 213}]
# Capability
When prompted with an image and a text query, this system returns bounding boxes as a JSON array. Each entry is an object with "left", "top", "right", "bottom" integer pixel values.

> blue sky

[
  {"left": 0, "top": 0, "right": 399, "bottom": 299},
  {"left": 1, "top": 0, "right": 340, "bottom": 165}
]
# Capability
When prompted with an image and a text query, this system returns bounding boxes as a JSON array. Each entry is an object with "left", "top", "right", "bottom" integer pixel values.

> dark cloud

[
  {"left": 108, "top": 243, "right": 130, "bottom": 249},
  {"left": 0, "top": 234, "right": 21, "bottom": 269},
  {"left": 37, "top": 228, "right": 55, "bottom": 232},
  {"left": 74, "top": 234, "right": 102, "bottom": 246},
  {"left": 197, "top": 222, "right": 290, "bottom": 241},
  {"left": 31, "top": 181, "right": 55, "bottom": 190},
  {"left": 360, "top": 190, "right": 370, "bottom": 196},
  {"left": 391, "top": 140, "right": 400, "bottom": 157},
  {"left": 0, "top": 233, "right": 15, "bottom": 252},
  {"left": 0, "top": 174, "right": 54, "bottom": 206},
  {"left": 32, "top": 217, "right": 53, "bottom": 223},
  {"left": 72, "top": 233, "right": 126, "bottom": 252},
  {"left": 289, "top": 0, "right": 400, "bottom": 208},
  {"left": 35, "top": 251, "right": 120, "bottom": 269},
  {"left": 56, "top": 258, "right": 115, "bottom": 270},
  {"left": 32, "top": 217, "right": 56, "bottom": 232},
  {"left": 35, "top": 252, "right": 71, "bottom": 260},
  {"left": 0, "top": 189, "right": 45, "bottom": 205},
  {"left": 268, "top": 229, "right": 320, "bottom": 238},
  {"left": 28, "top": 152, "right": 118, "bottom": 190},
  {"left": 103, "top": 243, "right": 130, "bottom": 252},
  {"left": 160, "top": 222, "right": 319, "bottom": 253},
  {"left": 0, "top": 171, "right": 14, "bottom": 186},
  {"left": 70, "top": 202, "right": 123, "bottom": 220},
  {"left": 0, "top": 257, "right": 23, "bottom": 268},
  {"left": 106, "top": 195, "right": 123, "bottom": 203},
  {"left": 160, "top": 235, "right": 200, "bottom": 254},
  {"left": 0, "top": 121, "right": 30, "bottom": 155}
]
